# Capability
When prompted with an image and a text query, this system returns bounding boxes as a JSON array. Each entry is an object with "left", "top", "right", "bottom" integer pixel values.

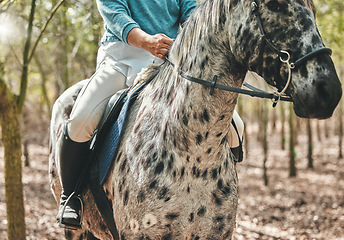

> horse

[{"left": 49, "top": 0, "right": 342, "bottom": 239}]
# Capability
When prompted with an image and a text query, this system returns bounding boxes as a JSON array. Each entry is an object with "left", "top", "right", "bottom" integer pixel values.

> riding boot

[
  {"left": 231, "top": 146, "right": 243, "bottom": 163},
  {"left": 56, "top": 124, "right": 91, "bottom": 230}
]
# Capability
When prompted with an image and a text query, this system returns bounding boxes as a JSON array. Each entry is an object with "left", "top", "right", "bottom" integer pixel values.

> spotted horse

[{"left": 49, "top": 0, "right": 342, "bottom": 239}]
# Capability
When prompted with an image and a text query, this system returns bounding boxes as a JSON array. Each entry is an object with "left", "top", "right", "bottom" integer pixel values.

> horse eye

[{"left": 267, "top": 0, "right": 281, "bottom": 12}]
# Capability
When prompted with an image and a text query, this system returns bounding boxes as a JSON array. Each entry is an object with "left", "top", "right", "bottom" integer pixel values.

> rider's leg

[
  {"left": 229, "top": 110, "right": 244, "bottom": 162},
  {"left": 57, "top": 61, "right": 127, "bottom": 229}
]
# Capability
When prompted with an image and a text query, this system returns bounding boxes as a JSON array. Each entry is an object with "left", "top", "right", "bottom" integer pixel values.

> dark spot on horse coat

[
  {"left": 123, "top": 189, "right": 129, "bottom": 205},
  {"left": 201, "top": 56, "right": 209, "bottom": 69},
  {"left": 207, "top": 148, "right": 212, "bottom": 154},
  {"left": 202, "top": 169, "right": 208, "bottom": 179},
  {"left": 299, "top": 65, "right": 308, "bottom": 79},
  {"left": 212, "top": 191, "right": 222, "bottom": 206},
  {"left": 181, "top": 167, "right": 185, "bottom": 178},
  {"left": 116, "top": 152, "right": 122, "bottom": 163},
  {"left": 158, "top": 186, "right": 169, "bottom": 199},
  {"left": 196, "top": 134, "right": 203, "bottom": 145},
  {"left": 139, "top": 234, "right": 151, "bottom": 240},
  {"left": 213, "top": 215, "right": 225, "bottom": 222},
  {"left": 312, "top": 34, "right": 321, "bottom": 45},
  {"left": 197, "top": 206, "right": 206, "bottom": 216},
  {"left": 211, "top": 168, "right": 218, "bottom": 179},
  {"left": 220, "top": 136, "right": 227, "bottom": 145},
  {"left": 162, "top": 233, "right": 172, "bottom": 240},
  {"left": 224, "top": 229, "right": 232, "bottom": 238},
  {"left": 182, "top": 136, "right": 190, "bottom": 151},
  {"left": 215, "top": 223, "right": 225, "bottom": 232},
  {"left": 216, "top": 132, "right": 222, "bottom": 138},
  {"left": 192, "top": 166, "right": 200, "bottom": 178},
  {"left": 217, "top": 178, "right": 231, "bottom": 196},
  {"left": 162, "top": 150, "right": 167, "bottom": 158},
  {"left": 193, "top": 112, "right": 198, "bottom": 120},
  {"left": 203, "top": 108, "right": 210, "bottom": 122},
  {"left": 231, "top": 0, "right": 239, "bottom": 8},
  {"left": 182, "top": 115, "right": 189, "bottom": 126},
  {"left": 120, "top": 158, "right": 127, "bottom": 173},
  {"left": 137, "top": 190, "right": 145, "bottom": 203},
  {"left": 120, "top": 233, "right": 126, "bottom": 240},
  {"left": 165, "top": 213, "right": 180, "bottom": 220},
  {"left": 149, "top": 180, "right": 158, "bottom": 189},
  {"left": 154, "top": 162, "right": 164, "bottom": 175},
  {"left": 189, "top": 212, "right": 194, "bottom": 222},
  {"left": 164, "top": 197, "right": 171, "bottom": 202}
]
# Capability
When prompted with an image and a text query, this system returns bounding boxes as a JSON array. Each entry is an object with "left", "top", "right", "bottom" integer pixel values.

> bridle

[
  {"left": 166, "top": 0, "right": 333, "bottom": 107},
  {"left": 250, "top": 0, "right": 332, "bottom": 105}
]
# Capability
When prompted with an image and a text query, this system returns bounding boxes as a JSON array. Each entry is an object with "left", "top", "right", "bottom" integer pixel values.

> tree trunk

[
  {"left": 307, "top": 119, "right": 314, "bottom": 168},
  {"left": 338, "top": 97, "right": 343, "bottom": 159},
  {"left": 0, "top": 72, "right": 26, "bottom": 240},
  {"left": 34, "top": 54, "right": 51, "bottom": 114},
  {"left": 262, "top": 101, "right": 268, "bottom": 186},
  {"left": 280, "top": 102, "right": 286, "bottom": 150},
  {"left": 316, "top": 120, "right": 322, "bottom": 141},
  {"left": 257, "top": 100, "right": 263, "bottom": 142},
  {"left": 324, "top": 120, "right": 330, "bottom": 139},
  {"left": 289, "top": 103, "right": 297, "bottom": 177}
]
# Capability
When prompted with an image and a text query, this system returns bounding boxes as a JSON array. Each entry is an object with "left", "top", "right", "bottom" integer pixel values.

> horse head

[{"left": 229, "top": 0, "right": 342, "bottom": 118}]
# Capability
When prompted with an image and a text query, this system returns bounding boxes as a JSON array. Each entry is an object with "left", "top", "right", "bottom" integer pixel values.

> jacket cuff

[{"left": 122, "top": 23, "right": 140, "bottom": 44}]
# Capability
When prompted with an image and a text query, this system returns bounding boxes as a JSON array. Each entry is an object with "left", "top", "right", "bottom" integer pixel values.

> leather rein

[{"left": 166, "top": 0, "right": 332, "bottom": 107}]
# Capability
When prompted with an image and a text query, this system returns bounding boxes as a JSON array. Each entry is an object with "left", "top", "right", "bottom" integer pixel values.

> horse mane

[
  {"left": 171, "top": 0, "right": 231, "bottom": 67},
  {"left": 306, "top": 0, "right": 316, "bottom": 15}
]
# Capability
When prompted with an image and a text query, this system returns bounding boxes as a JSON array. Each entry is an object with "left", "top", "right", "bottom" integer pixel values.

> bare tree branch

[{"left": 28, "top": 0, "right": 67, "bottom": 63}]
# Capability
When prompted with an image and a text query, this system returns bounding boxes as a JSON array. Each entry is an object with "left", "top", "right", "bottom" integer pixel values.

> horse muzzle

[{"left": 292, "top": 56, "right": 342, "bottom": 119}]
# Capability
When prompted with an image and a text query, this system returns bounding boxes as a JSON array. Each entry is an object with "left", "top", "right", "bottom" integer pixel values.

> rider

[{"left": 56, "top": 0, "right": 244, "bottom": 230}]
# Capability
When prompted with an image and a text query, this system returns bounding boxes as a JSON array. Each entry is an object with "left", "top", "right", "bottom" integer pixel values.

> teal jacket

[{"left": 96, "top": 0, "right": 197, "bottom": 44}]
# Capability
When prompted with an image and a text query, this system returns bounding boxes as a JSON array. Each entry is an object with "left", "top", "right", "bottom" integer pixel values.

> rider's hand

[{"left": 127, "top": 28, "right": 174, "bottom": 59}]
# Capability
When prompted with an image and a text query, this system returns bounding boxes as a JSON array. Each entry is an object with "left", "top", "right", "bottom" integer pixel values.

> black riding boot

[
  {"left": 231, "top": 145, "right": 243, "bottom": 163},
  {"left": 56, "top": 124, "right": 90, "bottom": 230}
]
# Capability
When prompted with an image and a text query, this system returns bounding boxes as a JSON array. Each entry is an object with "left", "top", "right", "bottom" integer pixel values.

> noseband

[
  {"left": 251, "top": 0, "right": 332, "bottom": 104},
  {"left": 167, "top": 0, "right": 333, "bottom": 107}
]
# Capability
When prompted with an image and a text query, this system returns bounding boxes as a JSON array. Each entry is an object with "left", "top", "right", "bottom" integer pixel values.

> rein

[
  {"left": 167, "top": 0, "right": 332, "bottom": 107},
  {"left": 165, "top": 57, "right": 292, "bottom": 104}
]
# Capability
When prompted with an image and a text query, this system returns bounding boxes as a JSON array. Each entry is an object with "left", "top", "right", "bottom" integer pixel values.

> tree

[
  {"left": 0, "top": 0, "right": 66, "bottom": 239},
  {"left": 307, "top": 119, "right": 314, "bottom": 168},
  {"left": 315, "top": 0, "right": 344, "bottom": 160},
  {"left": 289, "top": 103, "right": 297, "bottom": 177},
  {"left": 262, "top": 100, "right": 269, "bottom": 185}
]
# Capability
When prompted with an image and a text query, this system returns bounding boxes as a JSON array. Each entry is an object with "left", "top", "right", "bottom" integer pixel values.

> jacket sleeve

[
  {"left": 179, "top": 0, "right": 198, "bottom": 24},
  {"left": 96, "top": 0, "right": 140, "bottom": 43}
]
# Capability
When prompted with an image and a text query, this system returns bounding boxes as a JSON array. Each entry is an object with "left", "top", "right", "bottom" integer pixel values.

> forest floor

[{"left": 0, "top": 121, "right": 344, "bottom": 240}]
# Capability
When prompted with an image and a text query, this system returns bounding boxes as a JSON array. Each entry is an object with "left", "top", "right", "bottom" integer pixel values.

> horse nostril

[{"left": 315, "top": 80, "right": 331, "bottom": 105}]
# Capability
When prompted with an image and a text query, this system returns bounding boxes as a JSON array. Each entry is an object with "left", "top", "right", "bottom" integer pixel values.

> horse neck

[{"left": 138, "top": 0, "right": 246, "bottom": 157}]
